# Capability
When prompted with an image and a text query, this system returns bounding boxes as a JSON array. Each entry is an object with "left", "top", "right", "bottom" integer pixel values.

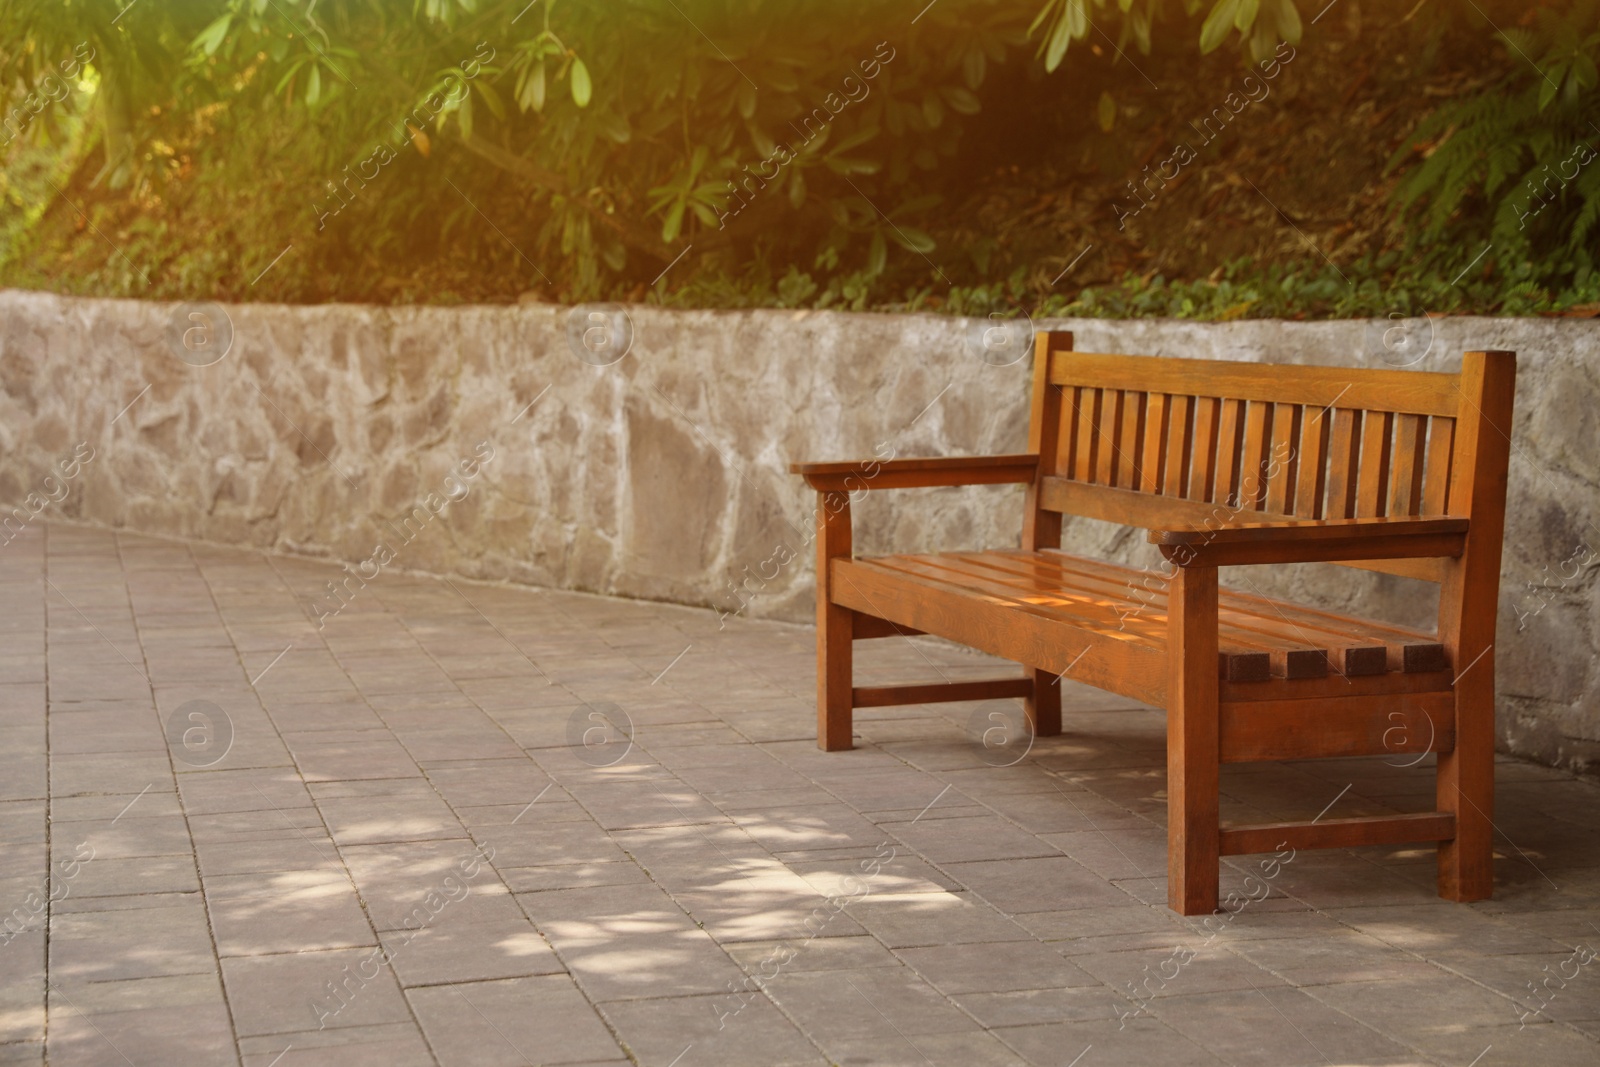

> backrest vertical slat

[
  {"left": 1326, "top": 408, "right": 1362, "bottom": 518},
  {"left": 1060, "top": 387, "right": 1082, "bottom": 478},
  {"left": 1117, "top": 390, "right": 1146, "bottom": 489},
  {"left": 1264, "top": 402, "right": 1302, "bottom": 514},
  {"left": 1240, "top": 401, "right": 1274, "bottom": 510},
  {"left": 1073, "top": 387, "right": 1102, "bottom": 482},
  {"left": 1295, "top": 402, "right": 1333, "bottom": 518},
  {"left": 1022, "top": 332, "right": 1069, "bottom": 551},
  {"left": 1422, "top": 416, "right": 1456, "bottom": 515},
  {"left": 1189, "top": 397, "right": 1221, "bottom": 502},
  {"left": 1390, "top": 413, "right": 1429, "bottom": 517},
  {"left": 1095, "top": 389, "right": 1122, "bottom": 486},
  {"left": 1163, "top": 396, "right": 1196, "bottom": 497},
  {"left": 1140, "top": 393, "right": 1171, "bottom": 494},
  {"left": 1357, "top": 411, "right": 1395, "bottom": 517},
  {"left": 1214, "top": 398, "right": 1247, "bottom": 508}
]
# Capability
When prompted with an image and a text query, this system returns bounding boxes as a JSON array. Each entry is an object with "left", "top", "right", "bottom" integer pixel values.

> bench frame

[{"left": 793, "top": 331, "right": 1516, "bottom": 915}]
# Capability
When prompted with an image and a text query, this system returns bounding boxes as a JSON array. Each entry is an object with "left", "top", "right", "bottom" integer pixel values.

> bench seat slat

[
  {"left": 829, "top": 557, "right": 1168, "bottom": 705},
  {"left": 933, "top": 552, "right": 1332, "bottom": 674},
  {"left": 950, "top": 550, "right": 1443, "bottom": 661}
]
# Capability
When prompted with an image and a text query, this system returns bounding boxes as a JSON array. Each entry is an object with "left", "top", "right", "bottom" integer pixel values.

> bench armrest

[
  {"left": 1151, "top": 517, "right": 1470, "bottom": 567},
  {"left": 790, "top": 454, "right": 1038, "bottom": 492}
]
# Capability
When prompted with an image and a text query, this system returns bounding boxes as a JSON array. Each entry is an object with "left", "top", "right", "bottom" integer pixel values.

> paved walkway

[{"left": 1, "top": 524, "right": 1597, "bottom": 1066}]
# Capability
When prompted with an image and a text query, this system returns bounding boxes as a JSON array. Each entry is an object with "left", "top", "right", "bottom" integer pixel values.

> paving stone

[
  {"left": 46, "top": 1001, "right": 237, "bottom": 1067},
  {"left": 598, "top": 993, "right": 826, "bottom": 1066},
  {"left": 1148, "top": 985, "right": 1422, "bottom": 1066},
  {"left": 222, "top": 947, "right": 414, "bottom": 1036},
  {"left": 48, "top": 896, "right": 217, "bottom": 982},
  {"left": 205, "top": 869, "right": 376, "bottom": 956},
  {"left": 896, "top": 939, "right": 1100, "bottom": 995},
  {"left": 238, "top": 1024, "right": 435, "bottom": 1066},
  {"left": 407, "top": 976, "right": 623, "bottom": 1065}
]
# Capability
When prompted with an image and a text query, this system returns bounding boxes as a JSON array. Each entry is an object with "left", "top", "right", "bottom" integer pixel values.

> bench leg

[
  {"left": 1025, "top": 667, "right": 1061, "bottom": 737},
  {"left": 1437, "top": 653, "right": 1494, "bottom": 901},
  {"left": 816, "top": 490, "right": 854, "bottom": 752},
  {"left": 1167, "top": 565, "right": 1220, "bottom": 915},
  {"left": 818, "top": 599, "right": 854, "bottom": 751}
]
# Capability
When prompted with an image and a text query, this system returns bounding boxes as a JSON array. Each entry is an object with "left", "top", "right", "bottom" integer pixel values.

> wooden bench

[{"left": 791, "top": 332, "right": 1515, "bottom": 915}]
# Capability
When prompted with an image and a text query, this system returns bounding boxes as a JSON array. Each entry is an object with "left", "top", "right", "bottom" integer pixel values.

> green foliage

[
  {"left": 0, "top": 0, "right": 1306, "bottom": 302},
  {"left": 1054, "top": 255, "right": 1600, "bottom": 319},
  {"left": 1388, "top": 1, "right": 1600, "bottom": 296},
  {"left": 2, "top": 0, "right": 1591, "bottom": 320}
]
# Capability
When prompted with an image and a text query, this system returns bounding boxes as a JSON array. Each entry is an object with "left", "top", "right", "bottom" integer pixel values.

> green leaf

[
  {"left": 1234, "top": 0, "right": 1260, "bottom": 32},
  {"left": 195, "top": 14, "right": 232, "bottom": 57},
  {"left": 306, "top": 63, "right": 322, "bottom": 106},
  {"left": 570, "top": 57, "right": 591, "bottom": 107},
  {"left": 1097, "top": 89, "right": 1116, "bottom": 132},
  {"left": 867, "top": 231, "right": 887, "bottom": 276},
  {"left": 1538, "top": 64, "right": 1563, "bottom": 111},
  {"left": 962, "top": 45, "right": 986, "bottom": 89},
  {"left": 474, "top": 78, "right": 507, "bottom": 121},
  {"left": 1276, "top": 0, "right": 1302, "bottom": 44},
  {"left": 273, "top": 56, "right": 309, "bottom": 97},
  {"left": 888, "top": 226, "right": 936, "bottom": 254},
  {"left": 1044, "top": 8, "right": 1073, "bottom": 71},
  {"left": 943, "top": 86, "right": 981, "bottom": 115},
  {"left": 531, "top": 58, "right": 546, "bottom": 111},
  {"left": 662, "top": 198, "right": 686, "bottom": 242},
  {"left": 1200, "top": 0, "right": 1241, "bottom": 53}
]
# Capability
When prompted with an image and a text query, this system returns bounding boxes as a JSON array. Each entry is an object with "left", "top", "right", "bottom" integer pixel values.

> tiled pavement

[{"left": 2, "top": 523, "right": 1599, "bottom": 1067}]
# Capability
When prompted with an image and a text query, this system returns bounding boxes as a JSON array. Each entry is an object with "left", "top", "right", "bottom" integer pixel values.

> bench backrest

[{"left": 1022, "top": 332, "right": 1516, "bottom": 616}]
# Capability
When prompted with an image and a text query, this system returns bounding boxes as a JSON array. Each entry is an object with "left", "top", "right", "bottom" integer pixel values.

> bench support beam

[
  {"left": 853, "top": 677, "right": 1032, "bottom": 708},
  {"left": 1220, "top": 812, "right": 1456, "bottom": 856}
]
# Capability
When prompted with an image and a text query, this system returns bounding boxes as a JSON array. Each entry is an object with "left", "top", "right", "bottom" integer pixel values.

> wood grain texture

[
  {"left": 1190, "top": 397, "right": 1222, "bottom": 503},
  {"left": 1074, "top": 386, "right": 1101, "bottom": 482},
  {"left": 1327, "top": 408, "right": 1363, "bottom": 519},
  {"left": 1117, "top": 389, "right": 1146, "bottom": 489},
  {"left": 1141, "top": 393, "right": 1171, "bottom": 494},
  {"left": 1422, "top": 416, "right": 1455, "bottom": 516},
  {"left": 1220, "top": 813, "right": 1456, "bottom": 856},
  {"left": 1436, "top": 351, "right": 1516, "bottom": 903},
  {"left": 793, "top": 454, "right": 1038, "bottom": 491},
  {"left": 1027, "top": 666, "right": 1063, "bottom": 737},
  {"left": 1241, "top": 400, "right": 1273, "bottom": 511},
  {"left": 1296, "top": 402, "right": 1333, "bottom": 519},
  {"left": 816, "top": 491, "right": 854, "bottom": 751},
  {"left": 853, "top": 678, "right": 1032, "bottom": 707},
  {"left": 1264, "top": 403, "right": 1302, "bottom": 514},
  {"left": 852, "top": 614, "right": 925, "bottom": 640},
  {"left": 830, "top": 558, "right": 1168, "bottom": 705},
  {"left": 1168, "top": 564, "right": 1221, "bottom": 915},
  {"left": 1357, "top": 410, "right": 1395, "bottom": 518},
  {"left": 1390, "top": 413, "right": 1429, "bottom": 517},
  {"left": 1096, "top": 389, "right": 1123, "bottom": 487},
  {"left": 1165, "top": 395, "right": 1196, "bottom": 497},
  {"left": 1215, "top": 398, "right": 1246, "bottom": 508},
  {"left": 1220, "top": 691, "right": 1454, "bottom": 762},
  {"left": 1049, "top": 353, "right": 1460, "bottom": 416},
  {"left": 1023, "top": 332, "right": 1068, "bottom": 551}
]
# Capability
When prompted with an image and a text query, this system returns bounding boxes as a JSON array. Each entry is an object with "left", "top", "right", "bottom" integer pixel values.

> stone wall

[{"left": 1, "top": 289, "right": 1596, "bottom": 773}]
